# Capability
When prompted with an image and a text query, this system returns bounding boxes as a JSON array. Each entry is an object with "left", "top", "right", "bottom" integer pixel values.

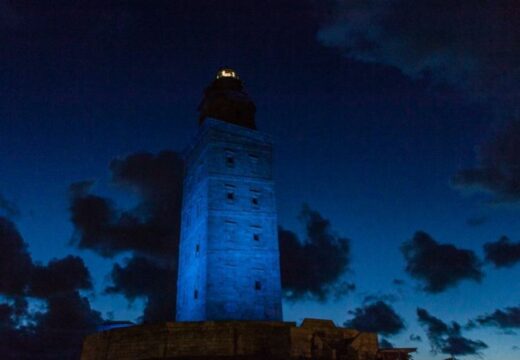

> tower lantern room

[{"left": 198, "top": 67, "right": 256, "bottom": 129}]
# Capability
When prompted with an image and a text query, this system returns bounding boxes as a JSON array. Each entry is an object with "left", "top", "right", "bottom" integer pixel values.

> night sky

[{"left": 1, "top": 1, "right": 520, "bottom": 359}]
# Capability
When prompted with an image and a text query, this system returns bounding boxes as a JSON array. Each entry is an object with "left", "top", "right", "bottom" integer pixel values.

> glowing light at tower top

[{"left": 216, "top": 68, "right": 239, "bottom": 79}]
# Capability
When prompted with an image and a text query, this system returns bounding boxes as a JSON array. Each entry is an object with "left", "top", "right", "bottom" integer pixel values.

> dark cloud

[
  {"left": 401, "top": 231, "right": 483, "bottom": 293},
  {"left": 318, "top": 1, "right": 520, "bottom": 112},
  {"left": 70, "top": 151, "right": 183, "bottom": 258},
  {"left": 0, "top": 194, "right": 19, "bottom": 218},
  {"left": 0, "top": 303, "right": 13, "bottom": 326},
  {"left": 106, "top": 256, "right": 176, "bottom": 323},
  {"left": 409, "top": 334, "right": 422, "bottom": 342},
  {"left": 278, "top": 205, "right": 352, "bottom": 300},
  {"left": 442, "top": 337, "right": 488, "bottom": 357},
  {"left": 69, "top": 180, "right": 95, "bottom": 199},
  {"left": 474, "top": 305, "right": 520, "bottom": 330},
  {"left": 453, "top": 120, "right": 520, "bottom": 203},
  {"left": 379, "top": 338, "right": 393, "bottom": 349},
  {"left": 70, "top": 151, "right": 184, "bottom": 321},
  {"left": 344, "top": 301, "right": 405, "bottom": 336},
  {"left": 70, "top": 193, "right": 171, "bottom": 257},
  {"left": 30, "top": 291, "right": 103, "bottom": 359},
  {"left": 362, "top": 293, "right": 398, "bottom": 305},
  {"left": 0, "top": 217, "right": 94, "bottom": 299},
  {"left": 0, "top": 291, "right": 101, "bottom": 359},
  {"left": 392, "top": 279, "right": 405, "bottom": 286},
  {"left": 110, "top": 151, "right": 184, "bottom": 203},
  {"left": 0, "top": 216, "right": 101, "bottom": 359},
  {"left": 0, "top": 218, "right": 33, "bottom": 295},
  {"left": 484, "top": 236, "right": 520, "bottom": 268},
  {"left": 30, "top": 256, "right": 92, "bottom": 298},
  {"left": 417, "top": 308, "right": 487, "bottom": 356},
  {"left": 0, "top": 303, "right": 30, "bottom": 360},
  {"left": 318, "top": 1, "right": 520, "bottom": 208},
  {"left": 327, "top": 281, "right": 356, "bottom": 301}
]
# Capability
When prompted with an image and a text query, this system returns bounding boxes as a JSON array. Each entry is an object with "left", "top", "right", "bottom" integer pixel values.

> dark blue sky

[{"left": 1, "top": 1, "right": 520, "bottom": 359}]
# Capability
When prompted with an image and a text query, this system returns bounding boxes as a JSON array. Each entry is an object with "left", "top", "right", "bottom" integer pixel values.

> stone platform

[{"left": 81, "top": 319, "right": 379, "bottom": 359}]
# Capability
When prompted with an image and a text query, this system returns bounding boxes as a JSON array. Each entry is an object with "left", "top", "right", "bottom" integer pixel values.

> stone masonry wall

[
  {"left": 81, "top": 320, "right": 379, "bottom": 360},
  {"left": 176, "top": 118, "right": 283, "bottom": 322}
]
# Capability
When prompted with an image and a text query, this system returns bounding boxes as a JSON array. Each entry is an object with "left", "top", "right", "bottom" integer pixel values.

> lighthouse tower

[
  {"left": 176, "top": 68, "right": 283, "bottom": 321},
  {"left": 81, "top": 69, "right": 396, "bottom": 360}
]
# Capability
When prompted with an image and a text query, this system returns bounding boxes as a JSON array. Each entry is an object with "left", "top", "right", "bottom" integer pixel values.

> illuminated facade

[
  {"left": 176, "top": 69, "right": 283, "bottom": 321},
  {"left": 82, "top": 69, "right": 415, "bottom": 360}
]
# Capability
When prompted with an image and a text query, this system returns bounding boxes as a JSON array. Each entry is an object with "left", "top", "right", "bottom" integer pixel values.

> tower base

[{"left": 81, "top": 319, "right": 379, "bottom": 359}]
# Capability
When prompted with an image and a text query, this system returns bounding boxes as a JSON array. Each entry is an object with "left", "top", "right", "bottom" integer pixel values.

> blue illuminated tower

[{"left": 176, "top": 68, "right": 283, "bottom": 321}]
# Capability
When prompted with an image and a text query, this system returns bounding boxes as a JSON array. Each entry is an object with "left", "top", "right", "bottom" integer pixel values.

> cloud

[
  {"left": 0, "top": 194, "right": 19, "bottom": 218},
  {"left": 278, "top": 205, "right": 352, "bottom": 300},
  {"left": 0, "top": 291, "right": 102, "bottom": 359},
  {"left": 392, "top": 279, "right": 405, "bottom": 286},
  {"left": 69, "top": 180, "right": 95, "bottom": 199},
  {"left": 30, "top": 256, "right": 92, "bottom": 298},
  {"left": 379, "top": 338, "right": 393, "bottom": 349},
  {"left": 317, "top": 1, "right": 520, "bottom": 112},
  {"left": 70, "top": 151, "right": 184, "bottom": 258},
  {"left": 409, "top": 334, "right": 422, "bottom": 342},
  {"left": 483, "top": 236, "right": 520, "bottom": 268},
  {"left": 474, "top": 305, "right": 520, "bottom": 329},
  {"left": 317, "top": 2, "right": 520, "bottom": 208},
  {"left": 401, "top": 231, "right": 483, "bottom": 293},
  {"left": 0, "top": 216, "right": 94, "bottom": 298},
  {"left": 344, "top": 301, "right": 405, "bottom": 336},
  {"left": 0, "top": 218, "right": 33, "bottom": 295},
  {"left": 0, "top": 216, "right": 101, "bottom": 358},
  {"left": 453, "top": 120, "right": 520, "bottom": 203},
  {"left": 362, "top": 293, "right": 398, "bottom": 305},
  {"left": 69, "top": 151, "right": 184, "bottom": 322},
  {"left": 417, "top": 308, "right": 487, "bottom": 356},
  {"left": 106, "top": 256, "right": 176, "bottom": 323},
  {"left": 30, "top": 291, "right": 103, "bottom": 359}
]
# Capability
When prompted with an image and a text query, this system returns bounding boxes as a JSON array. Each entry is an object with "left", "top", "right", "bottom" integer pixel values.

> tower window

[
  {"left": 225, "top": 150, "right": 235, "bottom": 167},
  {"left": 225, "top": 220, "right": 237, "bottom": 242},
  {"left": 251, "top": 225, "right": 261, "bottom": 241},
  {"left": 194, "top": 290, "right": 198, "bottom": 299},
  {"left": 255, "top": 281, "right": 262, "bottom": 291},
  {"left": 225, "top": 184, "right": 235, "bottom": 202},
  {"left": 250, "top": 188, "right": 260, "bottom": 207},
  {"left": 195, "top": 244, "right": 200, "bottom": 253}
]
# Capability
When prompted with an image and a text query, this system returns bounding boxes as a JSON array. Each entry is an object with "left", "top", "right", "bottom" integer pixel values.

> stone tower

[
  {"left": 176, "top": 68, "right": 283, "bottom": 321},
  {"left": 81, "top": 69, "right": 410, "bottom": 360}
]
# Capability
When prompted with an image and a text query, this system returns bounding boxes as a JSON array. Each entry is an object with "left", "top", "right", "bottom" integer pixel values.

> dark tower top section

[{"left": 198, "top": 68, "right": 256, "bottom": 129}]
